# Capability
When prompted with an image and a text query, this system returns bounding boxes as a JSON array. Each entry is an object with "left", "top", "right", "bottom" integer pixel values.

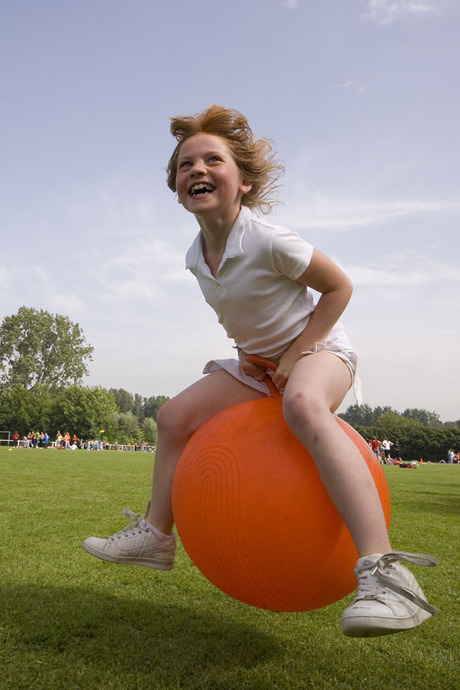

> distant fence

[
  {"left": 0, "top": 433, "right": 155, "bottom": 452},
  {"left": 0, "top": 431, "right": 11, "bottom": 446}
]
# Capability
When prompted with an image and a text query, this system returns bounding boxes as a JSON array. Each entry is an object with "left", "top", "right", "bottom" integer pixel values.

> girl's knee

[
  {"left": 156, "top": 397, "right": 195, "bottom": 441},
  {"left": 283, "top": 389, "right": 327, "bottom": 433},
  {"left": 156, "top": 400, "right": 175, "bottom": 435}
]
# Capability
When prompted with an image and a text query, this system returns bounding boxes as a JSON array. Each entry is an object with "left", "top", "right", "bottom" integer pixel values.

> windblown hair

[{"left": 166, "top": 105, "right": 284, "bottom": 213}]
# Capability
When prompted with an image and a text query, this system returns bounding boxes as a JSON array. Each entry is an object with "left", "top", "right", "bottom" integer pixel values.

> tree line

[
  {"left": 0, "top": 307, "right": 168, "bottom": 444},
  {"left": 1, "top": 307, "right": 459, "bottom": 457},
  {"left": 339, "top": 404, "right": 460, "bottom": 462},
  {"left": 0, "top": 384, "right": 169, "bottom": 445}
]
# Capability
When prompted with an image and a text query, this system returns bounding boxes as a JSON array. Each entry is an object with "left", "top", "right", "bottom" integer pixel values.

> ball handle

[{"left": 245, "top": 355, "right": 280, "bottom": 397}]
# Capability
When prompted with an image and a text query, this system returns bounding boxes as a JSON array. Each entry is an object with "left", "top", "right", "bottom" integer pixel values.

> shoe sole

[
  {"left": 82, "top": 541, "right": 175, "bottom": 570},
  {"left": 341, "top": 607, "right": 432, "bottom": 637}
]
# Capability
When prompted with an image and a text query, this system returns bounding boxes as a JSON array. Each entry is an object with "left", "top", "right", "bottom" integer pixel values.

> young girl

[{"left": 84, "top": 105, "right": 438, "bottom": 637}]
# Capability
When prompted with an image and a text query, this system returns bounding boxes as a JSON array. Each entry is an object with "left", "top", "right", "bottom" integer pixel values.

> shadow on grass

[{"left": 1, "top": 583, "right": 281, "bottom": 687}]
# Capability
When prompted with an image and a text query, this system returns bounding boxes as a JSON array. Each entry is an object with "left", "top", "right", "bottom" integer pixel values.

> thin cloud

[
  {"left": 339, "top": 80, "right": 365, "bottom": 94},
  {"left": 0, "top": 267, "right": 13, "bottom": 298},
  {"left": 283, "top": 0, "right": 299, "bottom": 9},
  {"left": 101, "top": 277, "right": 158, "bottom": 303},
  {"left": 280, "top": 193, "right": 460, "bottom": 231},
  {"left": 34, "top": 266, "right": 86, "bottom": 315},
  {"left": 106, "top": 236, "right": 188, "bottom": 284},
  {"left": 346, "top": 254, "right": 460, "bottom": 287},
  {"left": 361, "top": 0, "right": 445, "bottom": 25},
  {"left": 100, "top": 235, "right": 193, "bottom": 305}
]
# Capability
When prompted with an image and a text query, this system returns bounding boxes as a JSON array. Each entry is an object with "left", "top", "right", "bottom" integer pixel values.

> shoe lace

[
  {"left": 362, "top": 551, "right": 439, "bottom": 616},
  {"left": 108, "top": 509, "right": 149, "bottom": 541}
]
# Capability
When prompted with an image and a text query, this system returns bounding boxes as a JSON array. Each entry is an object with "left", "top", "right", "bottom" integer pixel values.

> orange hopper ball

[{"left": 172, "top": 393, "right": 391, "bottom": 613}]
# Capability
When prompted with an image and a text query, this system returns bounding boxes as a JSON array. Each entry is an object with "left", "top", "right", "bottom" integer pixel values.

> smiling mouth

[{"left": 189, "top": 183, "right": 215, "bottom": 196}]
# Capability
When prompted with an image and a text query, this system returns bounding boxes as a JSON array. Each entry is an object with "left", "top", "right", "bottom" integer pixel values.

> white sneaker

[
  {"left": 83, "top": 509, "right": 176, "bottom": 570},
  {"left": 341, "top": 551, "right": 439, "bottom": 637}
]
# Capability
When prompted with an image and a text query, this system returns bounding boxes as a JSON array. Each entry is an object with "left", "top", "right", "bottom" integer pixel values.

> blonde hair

[{"left": 166, "top": 105, "right": 284, "bottom": 213}]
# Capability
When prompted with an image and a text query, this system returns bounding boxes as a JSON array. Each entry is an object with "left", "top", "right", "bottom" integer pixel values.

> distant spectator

[
  {"left": 392, "top": 440, "right": 402, "bottom": 462},
  {"left": 370, "top": 437, "right": 380, "bottom": 462},
  {"left": 382, "top": 439, "right": 393, "bottom": 464}
]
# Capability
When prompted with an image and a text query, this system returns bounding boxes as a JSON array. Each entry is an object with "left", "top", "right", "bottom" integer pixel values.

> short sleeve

[{"left": 271, "top": 226, "right": 314, "bottom": 281}]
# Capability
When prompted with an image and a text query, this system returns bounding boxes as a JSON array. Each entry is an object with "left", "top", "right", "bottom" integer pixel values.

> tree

[
  {"left": 338, "top": 403, "right": 460, "bottom": 461},
  {"left": 109, "top": 388, "right": 134, "bottom": 414},
  {"left": 0, "top": 385, "right": 54, "bottom": 434},
  {"left": 0, "top": 306, "right": 93, "bottom": 391},
  {"left": 132, "top": 393, "right": 144, "bottom": 424},
  {"left": 142, "top": 417, "right": 158, "bottom": 444},
  {"left": 339, "top": 403, "right": 375, "bottom": 427},
  {"left": 143, "top": 395, "right": 170, "bottom": 420},
  {"left": 109, "top": 390, "right": 170, "bottom": 423},
  {"left": 372, "top": 405, "right": 401, "bottom": 421},
  {"left": 110, "top": 411, "right": 141, "bottom": 444},
  {"left": 402, "top": 408, "right": 443, "bottom": 428},
  {"left": 52, "top": 386, "right": 118, "bottom": 439}
]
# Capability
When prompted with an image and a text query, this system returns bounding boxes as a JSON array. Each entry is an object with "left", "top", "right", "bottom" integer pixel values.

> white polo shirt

[{"left": 186, "top": 206, "right": 325, "bottom": 359}]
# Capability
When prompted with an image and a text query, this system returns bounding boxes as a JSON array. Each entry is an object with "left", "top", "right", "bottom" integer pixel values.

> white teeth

[{"left": 190, "top": 183, "right": 214, "bottom": 195}]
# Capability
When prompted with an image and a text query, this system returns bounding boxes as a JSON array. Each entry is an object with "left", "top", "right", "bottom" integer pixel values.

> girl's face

[{"left": 175, "top": 133, "right": 251, "bottom": 223}]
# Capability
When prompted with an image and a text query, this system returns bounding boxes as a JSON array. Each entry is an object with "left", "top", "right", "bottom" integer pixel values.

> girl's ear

[{"left": 240, "top": 180, "right": 252, "bottom": 195}]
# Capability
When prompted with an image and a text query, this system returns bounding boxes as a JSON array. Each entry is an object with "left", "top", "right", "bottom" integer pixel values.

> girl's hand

[
  {"left": 241, "top": 350, "right": 298, "bottom": 393},
  {"left": 238, "top": 349, "right": 269, "bottom": 381},
  {"left": 269, "top": 351, "right": 298, "bottom": 392}
]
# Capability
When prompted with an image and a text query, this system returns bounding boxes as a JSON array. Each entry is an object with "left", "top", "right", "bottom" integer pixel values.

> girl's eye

[
  {"left": 209, "top": 155, "right": 221, "bottom": 163},
  {"left": 179, "top": 160, "right": 191, "bottom": 169}
]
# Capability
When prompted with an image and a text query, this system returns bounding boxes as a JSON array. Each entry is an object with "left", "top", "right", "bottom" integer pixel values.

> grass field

[{"left": 1, "top": 446, "right": 459, "bottom": 689}]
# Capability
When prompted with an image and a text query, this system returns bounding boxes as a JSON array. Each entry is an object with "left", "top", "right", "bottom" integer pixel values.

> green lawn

[{"left": 1, "top": 447, "right": 458, "bottom": 689}]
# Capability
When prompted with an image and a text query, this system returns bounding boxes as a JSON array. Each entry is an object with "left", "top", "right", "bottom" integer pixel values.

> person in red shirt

[{"left": 371, "top": 437, "right": 381, "bottom": 462}]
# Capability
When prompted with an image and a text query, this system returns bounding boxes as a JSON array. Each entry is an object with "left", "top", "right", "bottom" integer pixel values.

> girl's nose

[{"left": 190, "top": 159, "right": 206, "bottom": 175}]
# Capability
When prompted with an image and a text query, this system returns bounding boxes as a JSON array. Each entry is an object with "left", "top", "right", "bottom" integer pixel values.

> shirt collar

[{"left": 186, "top": 206, "right": 251, "bottom": 272}]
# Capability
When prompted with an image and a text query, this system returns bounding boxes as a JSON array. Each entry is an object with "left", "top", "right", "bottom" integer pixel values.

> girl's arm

[{"left": 271, "top": 248, "right": 353, "bottom": 391}]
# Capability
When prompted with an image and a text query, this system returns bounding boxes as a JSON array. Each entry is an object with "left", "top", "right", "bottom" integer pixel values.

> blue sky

[{"left": 1, "top": 0, "right": 459, "bottom": 421}]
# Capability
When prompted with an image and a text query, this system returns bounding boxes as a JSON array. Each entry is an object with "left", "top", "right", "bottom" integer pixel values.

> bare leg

[
  {"left": 283, "top": 352, "right": 392, "bottom": 557},
  {"left": 147, "top": 370, "right": 265, "bottom": 534}
]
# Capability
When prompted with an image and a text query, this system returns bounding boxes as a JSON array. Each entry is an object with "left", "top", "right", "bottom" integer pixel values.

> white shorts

[{"left": 203, "top": 341, "right": 362, "bottom": 406}]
